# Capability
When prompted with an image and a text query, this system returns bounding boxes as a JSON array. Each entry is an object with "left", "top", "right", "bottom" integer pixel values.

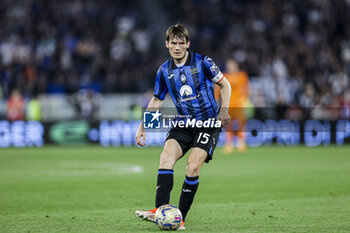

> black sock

[
  {"left": 179, "top": 176, "right": 199, "bottom": 221},
  {"left": 155, "top": 169, "right": 174, "bottom": 208}
]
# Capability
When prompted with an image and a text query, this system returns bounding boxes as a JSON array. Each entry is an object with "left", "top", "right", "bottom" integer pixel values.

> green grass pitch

[{"left": 1, "top": 146, "right": 350, "bottom": 232}]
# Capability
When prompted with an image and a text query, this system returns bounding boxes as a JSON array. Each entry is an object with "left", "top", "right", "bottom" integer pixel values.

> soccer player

[
  {"left": 135, "top": 24, "right": 231, "bottom": 230},
  {"left": 214, "top": 59, "right": 250, "bottom": 153}
]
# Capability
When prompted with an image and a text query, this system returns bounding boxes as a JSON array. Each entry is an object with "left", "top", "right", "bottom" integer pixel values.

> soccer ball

[{"left": 155, "top": 204, "right": 182, "bottom": 230}]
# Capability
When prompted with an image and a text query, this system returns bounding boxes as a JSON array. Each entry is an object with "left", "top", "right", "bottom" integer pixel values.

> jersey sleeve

[
  {"left": 202, "top": 56, "right": 224, "bottom": 83},
  {"left": 153, "top": 67, "right": 168, "bottom": 100}
]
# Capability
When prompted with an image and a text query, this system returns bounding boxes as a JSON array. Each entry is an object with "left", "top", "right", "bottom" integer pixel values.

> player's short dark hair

[{"left": 166, "top": 24, "right": 190, "bottom": 42}]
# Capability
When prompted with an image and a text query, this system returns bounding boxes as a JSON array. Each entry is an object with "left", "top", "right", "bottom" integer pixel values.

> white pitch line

[{"left": 0, "top": 161, "right": 144, "bottom": 177}]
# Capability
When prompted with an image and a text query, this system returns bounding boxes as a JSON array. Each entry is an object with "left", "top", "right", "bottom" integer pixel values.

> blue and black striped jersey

[{"left": 153, "top": 51, "right": 224, "bottom": 120}]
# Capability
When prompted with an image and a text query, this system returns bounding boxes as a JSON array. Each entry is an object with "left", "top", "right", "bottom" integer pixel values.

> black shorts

[{"left": 165, "top": 126, "right": 221, "bottom": 163}]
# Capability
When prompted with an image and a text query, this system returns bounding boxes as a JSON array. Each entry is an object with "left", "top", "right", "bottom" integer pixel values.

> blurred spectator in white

[
  {"left": 70, "top": 89, "right": 99, "bottom": 121},
  {"left": 110, "top": 35, "right": 132, "bottom": 62},
  {"left": 299, "top": 83, "right": 316, "bottom": 119},
  {"left": 299, "top": 83, "right": 316, "bottom": 108}
]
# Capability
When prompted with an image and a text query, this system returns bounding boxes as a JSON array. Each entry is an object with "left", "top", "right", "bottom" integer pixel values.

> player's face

[{"left": 166, "top": 37, "right": 190, "bottom": 61}]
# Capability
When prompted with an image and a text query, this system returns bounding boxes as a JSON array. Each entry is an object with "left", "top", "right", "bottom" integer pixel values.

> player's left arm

[
  {"left": 215, "top": 77, "right": 231, "bottom": 126},
  {"left": 202, "top": 56, "right": 231, "bottom": 126}
]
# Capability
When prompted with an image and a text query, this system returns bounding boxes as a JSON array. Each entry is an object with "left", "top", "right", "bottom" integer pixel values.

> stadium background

[
  {"left": 1, "top": 1, "right": 350, "bottom": 232},
  {"left": 1, "top": 0, "right": 350, "bottom": 147}
]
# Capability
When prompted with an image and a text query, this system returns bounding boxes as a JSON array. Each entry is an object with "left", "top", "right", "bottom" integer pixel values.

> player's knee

[
  {"left": 186, "top": 162, "right": 201, "bottom": 177},
  {"left": 159, "top": 151, "right": 176, "bottom": 169}
]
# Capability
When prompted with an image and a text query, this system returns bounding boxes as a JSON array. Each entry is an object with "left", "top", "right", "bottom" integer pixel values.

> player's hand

[
  {"left": 218, "top": 109, "right": 231, "bottom": 126},
  {"left": 135, "top": 124, "right": 146, "bottom": 146}
]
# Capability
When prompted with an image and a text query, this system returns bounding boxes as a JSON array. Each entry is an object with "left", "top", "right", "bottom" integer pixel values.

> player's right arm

[
  {"left": 135, "top": 67, "right": 168, "bottom": 147},
  {"left": 135, "top": 97, "right": 164, "bottom": 146}
]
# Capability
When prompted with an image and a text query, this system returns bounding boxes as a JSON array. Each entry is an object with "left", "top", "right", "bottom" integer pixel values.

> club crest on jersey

[
  {"left": 180, "top": 74, "right": 187, "bottom": 83},
  {"left": 180, "top": 85, "right": 193, "bottom": 97}
]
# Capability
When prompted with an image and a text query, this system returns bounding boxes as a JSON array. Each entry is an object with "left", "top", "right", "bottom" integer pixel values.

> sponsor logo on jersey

[
  {"left": 177, "top": 94, "right": 200, "bottom": 103},
  {"left": 180, "top": 85, "right": 193, "bottom": 97}
]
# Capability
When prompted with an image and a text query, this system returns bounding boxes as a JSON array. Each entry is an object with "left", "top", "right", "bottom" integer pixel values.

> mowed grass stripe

[{"left": 0, "top": 146, "right": 350, "bottom": 232}]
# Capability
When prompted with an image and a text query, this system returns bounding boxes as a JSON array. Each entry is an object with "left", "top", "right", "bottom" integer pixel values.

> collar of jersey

[{"left": 170, "top": 51, "right": 192, "bottom": 69}]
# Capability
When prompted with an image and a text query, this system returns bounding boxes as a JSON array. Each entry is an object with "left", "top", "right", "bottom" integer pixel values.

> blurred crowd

[
  {"left": 0, "top": 0, "right": 158, "bottom": 97},
  {"left": 167, "top": 0, "right": 350, "bottom": 113},
  {"left": 0, "top": 0, "right": 350, "bottom": 119}
]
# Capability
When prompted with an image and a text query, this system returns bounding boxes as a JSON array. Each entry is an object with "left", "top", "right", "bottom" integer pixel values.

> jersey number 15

[{"left": 197, "top": 133, "right": 210, "bottom": 144}]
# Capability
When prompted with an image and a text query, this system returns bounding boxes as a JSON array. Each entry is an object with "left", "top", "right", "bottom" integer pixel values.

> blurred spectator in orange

[
  {"left": 6, "top": 89, "right": 25, "bottom": 121},
  {"left": 215, "top": 59, "right": 250, "bottom": 154}
]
